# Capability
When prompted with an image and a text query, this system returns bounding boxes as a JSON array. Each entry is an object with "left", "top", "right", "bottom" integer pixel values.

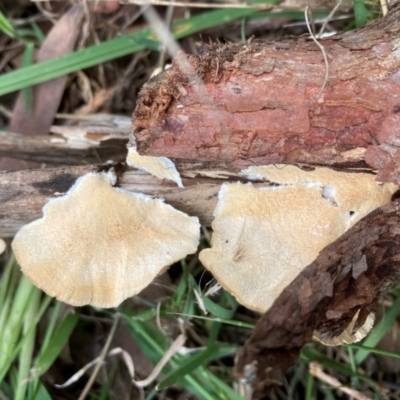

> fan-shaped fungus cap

[
  {"left": 0, "top": 238, "right": 5, "bottom": 255},
  {"left": 199, "top": 166, "right": 397, "bottom": 313},
  {"left": 126, "top": 147, "right": 183, "bottom": 187},
  {"left": 313, "top": 311, "right": 375, "bottom": 346},
  {"left": 12, "top": 171, "right": 200, "bottom": 307}
]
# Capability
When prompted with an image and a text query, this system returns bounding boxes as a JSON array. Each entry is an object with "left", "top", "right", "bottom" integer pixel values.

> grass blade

[
  {"left": 157, "top": 345, "right": 218, "bottom": 390},
  {"left": 354, "top": 295, "right": 400, "bottom": 365},
  {"left": 32, "top": 382, "right": 52, "bottom": 400},
  {"left": 124, "top": 313, "right": 244, "bottom": 399},
  {"left": 353, "top": 0, "right": 368, "bottom": 28},
  {"left": 0, "top": 10, "right": 17, "bottom": 38},
  {"left": 32, "top": 313, "right": 79, "bottom": 379},
  {"left": 0, "top": 8, "right": 258, "bottom": 97},
  {"left": 203, "top": 296, "right": 236, "bottom": 319},
  {"left": 172, "top": 314, "right": 255, "bottom": 329},
  {"left": 0, "top": 273, "right": 36, "bottom": 373},
  {"left": 346, "top": 343, "right": 400, "bottom": 360},
  {"left": 14, "top": 286, "right": 41, "bottom": 400}
]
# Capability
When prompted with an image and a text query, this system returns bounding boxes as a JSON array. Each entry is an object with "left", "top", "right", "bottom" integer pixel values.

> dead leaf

[{"left": 0, "top": 4, "right": 85, "bottom": 171}]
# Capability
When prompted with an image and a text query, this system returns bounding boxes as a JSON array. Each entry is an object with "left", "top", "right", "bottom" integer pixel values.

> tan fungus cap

[
  {"left": 200, "top": 166, "right": 397, "bottom": 313},
  {"left": 313, "top": 311, "right": 375, "bottom": 346},
  {"left": 126, "top": 147, "right": 183, "bottom": 187},
  {"left": 12, "top": 172, "right": 200, "bottom": 307}
]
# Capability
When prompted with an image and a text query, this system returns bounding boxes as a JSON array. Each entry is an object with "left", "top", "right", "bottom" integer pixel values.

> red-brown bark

[{"left": 133, "top": 2, "right": 400, "bottom": 182}]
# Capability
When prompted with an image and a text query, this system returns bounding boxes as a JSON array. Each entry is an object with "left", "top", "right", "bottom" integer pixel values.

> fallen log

[
  {"left": 0, "top": 164, "right": 262, "bottom": 237},
  {"left": 133, "top": 2, "right": 400, "bottom": 184}
]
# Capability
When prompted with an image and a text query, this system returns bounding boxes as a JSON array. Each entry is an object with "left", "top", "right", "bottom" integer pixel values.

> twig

[
  {"left": 77, "top": 313, "right": 120, "bottom": 400},
  {"left": 55, "top": 346, "right": 132, "bottom": 389},
  {"left": 158, "top": 0, "right": 175, "bottom": 70},
  {"left": 309, "top": 362, "right": 371, "bottom": 400},
  {"left": 305, "top": 6, "right": 329, "bottom": 100},
  {"left": 133, "top": 333, "right": 186, "bottom": 387},
  {"left": 318, "top": 0, "right": 342, "bottom": 38},
  {"left": 380, "top": 0, "right": 389, "bottom": 16}
]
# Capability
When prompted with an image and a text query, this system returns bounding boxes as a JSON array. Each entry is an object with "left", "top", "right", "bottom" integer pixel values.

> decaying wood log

[
  {"left": 133, "top": 2, "right": 400, "bottom": 182},
  {"left": 0, "top": 115, "right": 131, "bottom": 166},
  {"left": 0, "top": 131, "right": 128, "bottom": 165},
  {"left": 0, "top": 164, "right": 270, "bottom": 237},
  {"left": 234, "top": 199, "right": 400, "bottom": 399}
]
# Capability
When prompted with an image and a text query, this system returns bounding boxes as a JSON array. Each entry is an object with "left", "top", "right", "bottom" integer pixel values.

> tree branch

[{"left": 133, "top": 2, "right": 400, "bottom": 182}]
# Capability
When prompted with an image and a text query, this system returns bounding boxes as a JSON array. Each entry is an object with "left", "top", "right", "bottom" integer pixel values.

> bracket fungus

[
  {"left": 12, "top": 171, "right": 200, "bottom": 307},
  {"left": 126, "top": 147, "right": 183, "bottom": 187},
  {"left": 200, "top": 165, "right": 398, "bottom": 316},
  {"left": 313, "top": 310, "right": 376, "bottom": 346}
]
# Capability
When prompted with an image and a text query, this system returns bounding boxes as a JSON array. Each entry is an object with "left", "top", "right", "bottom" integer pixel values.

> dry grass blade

[
  {"left": 9, "top": 4, "right": 85, "bottom": 137},
  {"left": 77, "top": 313, "right": 120, "bottom": 400},
  {"left": 380, "top": 0, "right": 389, "bottom": 15},
  {"left": 133, "top": 333, "right": 187, "bottom": 388},
  {"left": 309, "top": 362, "right": 371, "bottom": 400},
  {"left": 31, "top": 0, "right": 274, "bottom": 9},
  {"left": 54, "top": 347, "right": 132, "bottom": 389},
  {"left": 318, "top": 0, "right": 342, "bottom": 37},
  {"left": 305, "top": 6, "right": 329, "bottom": 100}
]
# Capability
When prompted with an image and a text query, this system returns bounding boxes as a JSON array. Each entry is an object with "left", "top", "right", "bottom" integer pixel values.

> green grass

[
  {"left": 0, "top": 256, "right": 76, "bottom": 400},
  {"left": 2, "top": 252, "right": 400, "bottom": 399},
  {"left": 0, "top": 7, "right": 264, "bottom": 97},
  {"left": 0, "top": 1, "right": 396, "bottom": 398}
]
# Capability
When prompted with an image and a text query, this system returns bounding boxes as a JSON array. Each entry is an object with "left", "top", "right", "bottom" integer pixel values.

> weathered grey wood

[
  {"left": 0, "top": 166, "right": 96, "bottom": 237},
  {"left": 0, "top": 131, "right": 128, "bottom": 165},
  {"left": 0, "top": 165, "right": 267, "bottom": 237}
]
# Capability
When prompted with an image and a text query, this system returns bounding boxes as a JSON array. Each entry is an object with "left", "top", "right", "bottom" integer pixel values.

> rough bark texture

[
  {"left": 234, "top": 200, "right": 400, "bottom": 399},
  {"left": 133, "top": 2, "right": 400, "bottom": 181}
]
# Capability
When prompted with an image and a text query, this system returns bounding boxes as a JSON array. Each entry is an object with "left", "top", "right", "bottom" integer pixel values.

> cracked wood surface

[
  {"left": 0, "top": 165, "right": 267, "bottom": 237},
  {"left": 0, "top": 131, "right": 128, "bottom": 165},
  {"left": 133, "top": 3, "right": 400, "bottom": 180}
]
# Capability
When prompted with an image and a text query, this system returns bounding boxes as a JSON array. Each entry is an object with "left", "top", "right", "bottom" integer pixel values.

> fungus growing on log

[
  {"left": 12, "top": 171, "right": 200, "bottom": 307},
  {"left": 234, "top": 199, "right": 400, "bottom": 398},
  {"left": 126, "top": 147, "right": 183, "bottom": 187},
  {"left": 1, "top": 3, "right": 400, "bottom": 398},
  {"left": 313, "top": 310, "right": 375, "bottom": 346},
  {"left": 200, "top": 165, "right": 397, "bottom": 313}
]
